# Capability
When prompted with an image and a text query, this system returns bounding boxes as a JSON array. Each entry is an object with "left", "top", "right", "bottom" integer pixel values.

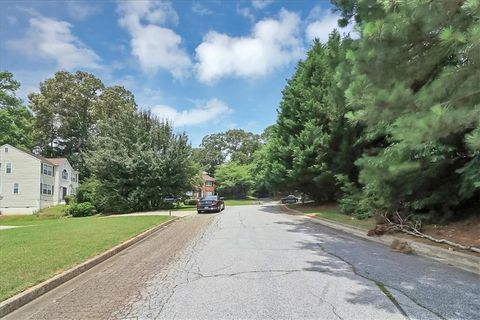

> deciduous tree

[{"left": 0, "top": 71, "right": 34, "bottom": 149}]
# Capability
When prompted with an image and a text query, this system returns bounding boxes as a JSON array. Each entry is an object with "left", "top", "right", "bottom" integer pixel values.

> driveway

[{"left": 6, "top": 204, "right": 479, "bottom": 319}]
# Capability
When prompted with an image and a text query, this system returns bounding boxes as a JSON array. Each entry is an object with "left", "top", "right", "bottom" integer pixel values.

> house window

[
  {"left": 71, "top": 174, "right": 77, "bottom": 183},
  {"left": 62, "top": 169, "right": 68, "bottom": 180},
  {"left": 205, "top": 181, "right": 214, "bottom": 187},
  {"left": 5, "top": 147, "right": 8, "bottom": 153},
  {"left": 43, "top": 164, "right": 53, "bottom": 176},
  {"left": 13, "top": 183, "right": 19, "bottom": 194},
  {"left": 41, "top": 183, "right": 54, "bottom": 195},
  {"left": 6, "top": 162, "right": 12, "bottom": 174},
  {"left": 206, "top": 191, "right": 213, "bottom": 196}
]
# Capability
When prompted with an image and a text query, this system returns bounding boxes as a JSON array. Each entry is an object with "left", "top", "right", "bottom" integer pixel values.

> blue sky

[{"left": 1, "top": 0, "right": 353, "bottom": 145}]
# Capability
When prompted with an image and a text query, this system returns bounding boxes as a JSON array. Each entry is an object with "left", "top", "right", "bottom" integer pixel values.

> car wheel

[
  {"left": 197, "top": 210, "right": 202, "bottom": 214},
  {"left": 222, "top": 204, "right": 225, "bottom": 211}
]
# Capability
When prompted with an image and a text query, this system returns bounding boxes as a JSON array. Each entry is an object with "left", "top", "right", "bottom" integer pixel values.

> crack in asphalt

[
  {"left": 310, "top": 239, "right": 446, "bottom": 320},
  {"left": 308, "top": 287, "right": 344, "bottom": 320},
  {"left": 187, "top": 268, "right": 328, "bottom": 281},
  {"left": 155, "top": 215, "right": 221, "bottom": 319}
]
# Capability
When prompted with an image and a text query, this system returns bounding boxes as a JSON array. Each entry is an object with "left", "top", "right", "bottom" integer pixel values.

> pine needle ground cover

[
  {"left": 0, "top": 215, "right": 170, "bottom": 301},
  {"left": 287, "top": 203, "right": 376, "bottom": 231}
]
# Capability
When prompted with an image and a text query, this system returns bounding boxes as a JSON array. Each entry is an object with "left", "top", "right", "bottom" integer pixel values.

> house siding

[
  {"left": 52, "top": 161, "right": 78, "bottom": 204},
  {"left": 0, "top": 145, "right": 41, "bottom": 214},
  {"left": 40, "top": 168, "right": 55, "bottom": 209},
  {"left": 0, "top": 145, "right": 79, "bottom": 215}
]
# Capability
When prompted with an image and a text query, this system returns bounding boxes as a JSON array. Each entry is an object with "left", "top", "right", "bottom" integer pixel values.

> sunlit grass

[{"left": 0, "top": 215, "right": 170, "bottom": 301}]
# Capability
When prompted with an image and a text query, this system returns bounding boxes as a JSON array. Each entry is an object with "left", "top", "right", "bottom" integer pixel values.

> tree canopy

[
  {"left": 86, "top": 111, "right": 199, "bottom": 213},
  {"left": 194, "top": 129, "right": 262, "bottom": 175},
  {"left": 29, "top": 71, "right": 137, "bottom": 175},
  {"left": 0, "top": 71, "right": 34, "bottom": 149},
  {"left": 252, "top": 0, "right": 480, "bottom": 221}
]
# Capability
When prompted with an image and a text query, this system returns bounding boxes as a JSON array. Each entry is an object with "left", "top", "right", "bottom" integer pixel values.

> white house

[{"left": 0, "top": 144, "right": 79, "bottom": 215}]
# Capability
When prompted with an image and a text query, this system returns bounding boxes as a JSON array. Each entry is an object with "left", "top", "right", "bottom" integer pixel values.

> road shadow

[{"left": 274, "top": 216, "right": 480, "bottom": 320}]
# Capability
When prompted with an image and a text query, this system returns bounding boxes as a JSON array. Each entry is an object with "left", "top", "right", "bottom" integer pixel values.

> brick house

[{"left": 187, "top": 172, "right": 216, "bottom": 199}]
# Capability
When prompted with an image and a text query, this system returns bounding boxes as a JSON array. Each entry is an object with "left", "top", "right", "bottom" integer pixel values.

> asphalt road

[{"left": 6, "top": 204, "right": 479, "bottom": 319}]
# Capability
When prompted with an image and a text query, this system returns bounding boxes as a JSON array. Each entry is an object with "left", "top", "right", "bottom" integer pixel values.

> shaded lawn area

[
  {"left": 0, "top": 215, "right": 170, "bottom": 301},
  {"left": 287, "top": 203, "right": 376, "bottom": 231}
]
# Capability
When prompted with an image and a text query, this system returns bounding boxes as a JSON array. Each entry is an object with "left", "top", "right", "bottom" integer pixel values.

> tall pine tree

[{"left": 335, "top": 0, "right": 480, "bottom": 218}]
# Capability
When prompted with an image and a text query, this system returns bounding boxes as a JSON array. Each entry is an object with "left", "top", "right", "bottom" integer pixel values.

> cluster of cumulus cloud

[
  {"left": 7, "top": 0, "right": 352, "bottom": 127},
  {"left": 10, "top": 0, "right": 352, "bottom": 84}
]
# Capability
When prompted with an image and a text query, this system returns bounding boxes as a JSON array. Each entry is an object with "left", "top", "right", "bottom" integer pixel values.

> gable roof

[
  {"left": 0, "top": 144, "right": 75, "bottom": 171},
  {"left": 47, "top": 158, "right": 77, "bottom": 173},
  {"left": 1, "top": 144, "right": 56, "bottom": 166},
  {"left": 47, "top": 158, "right": 67, "bottom": 166},
  {"left": 202, "top": 173, "right": 215, "bottom": 182}
]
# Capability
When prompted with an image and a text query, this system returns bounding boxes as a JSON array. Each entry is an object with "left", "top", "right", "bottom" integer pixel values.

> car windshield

[{"left": 202, "top": 196, "right": 218, "bottom": 201}]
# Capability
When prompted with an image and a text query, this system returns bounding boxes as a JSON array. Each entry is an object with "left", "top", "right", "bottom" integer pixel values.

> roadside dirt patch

[{"left": 421, "top": 217, "right": 480, "bottom": 247}]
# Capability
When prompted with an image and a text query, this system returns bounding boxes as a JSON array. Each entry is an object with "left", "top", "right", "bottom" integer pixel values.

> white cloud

[
  {"left": 151, "top": 98, "right": 232, "bottom": 127},
  {"left": 192, "top": 2, "right": 213, "bottom": 16},
  {"left": 237, "top": 6, "right": 255, "bottom": 22},
  {"left": 7, "top": 14, "right": 101, "bottom": 70},
  {"left": 305, "top": 6, "right": 354, "bottom": 43},
  {"left": 117, "top": 0, "right": 191, "bottom": 78},
  {"left": 65, "top": 0, "right": 99, "bottom": 21},
  {"left": 252, "top": 0, "right": 274, "bottom": 10},
  {"left": 195, "top": 9, "right": 303, "bottom": 83}
]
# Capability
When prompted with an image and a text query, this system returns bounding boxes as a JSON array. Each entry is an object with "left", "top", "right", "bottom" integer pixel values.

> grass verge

[
  {"left": 172, "top": 204, "right": 197, "bottom": 211},
  {"left": 287, "top": 203, "right": 376, "bottom": 231},
  {"left": 37, "top": 204, "right": 69, "bottom": 218},
  {"left": 0, "top": 214, "right": 170, "bottom": 301},
  {"left": 225, "top": 199, "right": 261, "bottom": 206}
]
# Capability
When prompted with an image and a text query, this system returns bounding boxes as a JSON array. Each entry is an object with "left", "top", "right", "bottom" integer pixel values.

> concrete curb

[
  {"left": 282, "top": 205, "right": 480, "bottom": 275},
  {"left": 0, "top": 217, "right": 180, "bottom": 318}
]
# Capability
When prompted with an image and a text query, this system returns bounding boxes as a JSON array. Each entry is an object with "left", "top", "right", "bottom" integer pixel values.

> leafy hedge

[{"left": 67, "top": 202, "right": 97, "bottom": 217}]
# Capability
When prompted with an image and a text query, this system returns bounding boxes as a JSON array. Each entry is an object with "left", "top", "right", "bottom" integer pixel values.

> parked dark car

[
  {"left": 197, "top": 195, "right": 225, "bottom": 213},
  {"left": 281, "top": 195, "right": 299, "bottom": 204}
]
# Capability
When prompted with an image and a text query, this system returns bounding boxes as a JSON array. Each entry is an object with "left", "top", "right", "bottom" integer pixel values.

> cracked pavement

[{"left": 5, "top": 204, "right": 479, "bottom": 319}]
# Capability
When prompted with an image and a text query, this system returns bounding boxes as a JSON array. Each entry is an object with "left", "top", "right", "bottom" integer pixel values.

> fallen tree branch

[{"left": 383, "top": 211, "right": 480, "bottom": 254}]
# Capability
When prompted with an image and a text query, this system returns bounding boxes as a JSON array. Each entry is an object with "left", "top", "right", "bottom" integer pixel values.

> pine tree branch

[{"left": 384, "top": 212, "right": 480, "bottom": 254}]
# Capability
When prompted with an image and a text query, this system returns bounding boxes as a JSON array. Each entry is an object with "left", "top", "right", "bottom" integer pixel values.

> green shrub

[
  {"left": 184, "top": 199, "right": 198, "bottom": 205},
  {"left": 67, "top": 202, "right": 97, "bottom": 217},
  {"left": 63, "top": 195, "right": 74, "bottom": 205},
  {"left": 76, "top": 179, "right": 101, "bottom": 204}
]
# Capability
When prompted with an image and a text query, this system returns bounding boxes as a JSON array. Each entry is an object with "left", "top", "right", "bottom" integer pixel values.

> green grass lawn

[
  {"left": 225, "top": 199, "right": 261, "bottom": 206},
  {"left": 287, "top": 204, "right": 376, "bottom": 230},
  {"left": 37, "top": 204, "right": 69, "bottom": 218},
  {"left": 0, "top": 214, "right": 170, "bottom": 301}
]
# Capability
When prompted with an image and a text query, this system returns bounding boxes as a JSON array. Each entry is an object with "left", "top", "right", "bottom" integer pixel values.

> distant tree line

[{"left": 252, "top": 0, "right": 480, "bottom": 222}]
